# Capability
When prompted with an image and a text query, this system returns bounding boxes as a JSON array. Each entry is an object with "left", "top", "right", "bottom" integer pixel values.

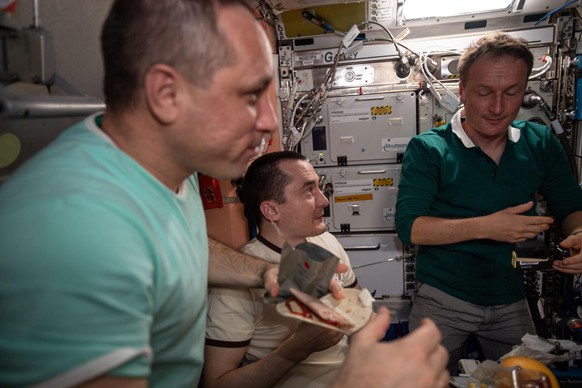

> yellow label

[
  {"left": 373, "top": 178, "right": 393, "bottom": 187},
  {"left": 371, "top": 106, "right": 392, "bottom": 115}
]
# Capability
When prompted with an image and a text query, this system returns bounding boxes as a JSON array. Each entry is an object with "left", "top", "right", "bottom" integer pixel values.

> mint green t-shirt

[{"left": 0, "top": 114, "right": 208, "bottom": 387}]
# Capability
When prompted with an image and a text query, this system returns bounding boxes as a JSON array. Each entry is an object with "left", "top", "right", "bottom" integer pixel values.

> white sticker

[
  {"left": 381, "top": 137, "right": 410, "bottom": 152},
  {"left": 330, "top": 108, "right": 371, "bottom": 123},
  {"left": 334, "top": 179, "right": 373, "bottom": 195},
  {"left": 383, "top": 208, "right": 395, "bottom": 222}
]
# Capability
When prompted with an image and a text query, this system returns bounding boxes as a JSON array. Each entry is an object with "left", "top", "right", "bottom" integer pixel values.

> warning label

[{"left": 334, "top": 193, "right": 373, "bottom": 203}]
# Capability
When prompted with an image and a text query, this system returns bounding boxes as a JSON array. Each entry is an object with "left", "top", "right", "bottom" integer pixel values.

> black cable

[{"left": 558, "top": 133, "right": 579, "bottom": 179}]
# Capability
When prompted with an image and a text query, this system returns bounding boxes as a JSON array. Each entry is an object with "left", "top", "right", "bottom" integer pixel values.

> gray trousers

[{"left": 409, "top": 283, "right": 536, "bottom": 375}]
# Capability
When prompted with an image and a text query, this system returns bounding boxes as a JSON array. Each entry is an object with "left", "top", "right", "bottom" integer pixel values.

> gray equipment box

[
  {"left": 302, "top": 91, "right": 417, "bottom": 166},
  {"left": 335, "top": 233, "right": 413, "bottom": 299},
  {"left": 318, "top": 164, "right": 401, "bottom": 232}
]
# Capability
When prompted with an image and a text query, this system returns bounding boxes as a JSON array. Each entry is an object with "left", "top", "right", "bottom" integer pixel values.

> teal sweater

[{"left": 396, "top": 120, "right": 582, "bottom": 305}]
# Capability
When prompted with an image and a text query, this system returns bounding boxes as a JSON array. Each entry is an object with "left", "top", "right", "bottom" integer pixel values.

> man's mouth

[
  {"left": 485, "top": 116, "right": 504, "bottom": 125},
  {"left": 253, "top": 135, "right": 270, "bottom": 155}
]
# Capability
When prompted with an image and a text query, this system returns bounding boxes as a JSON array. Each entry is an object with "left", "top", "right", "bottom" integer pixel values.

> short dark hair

[
  {"left": 458, "top": 31, "right": 534, "bottom": 86},
  {"left": 101, "top": 0, "right": 250, "bottom": 113},
  {"left": 237, "top": 151, "right": 308, "bottom": 227}
]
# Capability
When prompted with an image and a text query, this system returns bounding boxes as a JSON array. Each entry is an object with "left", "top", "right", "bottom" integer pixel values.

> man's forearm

[
  {"left": 205, "top": 350, "right": 302, "bottom": 388},
  {"left": 410, "top": 216, "right": 485, "bottom": 245},
  {"left": 411, "top": 203, "right": 555, "bottom": 245},
  {"left": 207, "top": 237, "right": 275, "bottom": 288},
  {"left": 561, "top": 211, "right": 582, "bottom": 236}
]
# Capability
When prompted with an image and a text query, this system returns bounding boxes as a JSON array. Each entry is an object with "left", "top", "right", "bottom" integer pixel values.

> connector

[
  {"left": 439, "top": 91, "right": 460, "bottom": 113},
  {"left": 302, "top": 10, "right": 335, "bottom": 33},
  {"left": 342, "top": 24, "right": 360, "bottom": 49},
  {"left": 340, "top": 40, "right": 363, "bottom": 59}
]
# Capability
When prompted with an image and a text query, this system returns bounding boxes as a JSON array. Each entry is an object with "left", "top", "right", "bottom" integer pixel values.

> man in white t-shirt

[{"left": 203, "top": 151, "right": 360, "bottom": 388}]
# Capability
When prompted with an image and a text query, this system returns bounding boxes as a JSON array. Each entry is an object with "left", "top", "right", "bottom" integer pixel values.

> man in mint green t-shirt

[{"left": 0, "top": 1, "right": 279, "bottom": 387}]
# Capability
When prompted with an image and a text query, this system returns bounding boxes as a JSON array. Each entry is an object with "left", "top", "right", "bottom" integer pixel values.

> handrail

[{"left": 0, "top": 90, "right": 105, "bottom": 119}]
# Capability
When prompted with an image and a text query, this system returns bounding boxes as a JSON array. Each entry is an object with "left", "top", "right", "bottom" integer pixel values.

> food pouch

[{"left": 265, "top": 241, "right": 339, "bottom": 304}]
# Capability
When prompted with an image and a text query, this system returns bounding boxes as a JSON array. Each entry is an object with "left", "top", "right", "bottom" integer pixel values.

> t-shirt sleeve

[
  {"left": 206, "top": 287, "right": 256, "bottom": 346},
  {"left": 395, "top": 136, "right": 440, "bottom": 245}
]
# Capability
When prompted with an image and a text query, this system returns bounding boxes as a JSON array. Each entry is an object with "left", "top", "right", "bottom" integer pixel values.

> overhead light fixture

[{"left": 403, "top": 0, "right": 513, "bottom": 21}]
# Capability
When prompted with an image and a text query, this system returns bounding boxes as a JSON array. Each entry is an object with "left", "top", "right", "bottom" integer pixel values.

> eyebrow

[
  {"left": 248, "top": 75, "right": 273, "bottom": 91},
  {"left": 301, "top": 179, "right": 317, "bottom": 190},
  {"left": 477, "top": 79, "right": 523, "bottom": 88},
  {"left": 240, "top": 77, "right": 272, "bottom": 98}
]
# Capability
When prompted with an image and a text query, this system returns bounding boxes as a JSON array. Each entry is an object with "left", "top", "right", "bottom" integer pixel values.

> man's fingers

[
  {"left": 430, "top": 343, "right": 449, "bottom": 371},
  {"left": 328, "top": 263, "right": 348, "bottom": 299},
  {"left": 402, "top": 318, "right": 442, "bottom": 350},
  {"left": 435, "top": 369, "right": 450, "bottom": 388},
  {"left": 527, "top": 216, "right": 554, "bottom": 226},
  {"left": 264, "top": 267, "right": 279, "bottom": 296},
  {"left": 560, "top": 235, "right": 582, "bottom": 250},
  {"left": 329, "top": 280, "right": 344, "bottom": 299},
  {"left": 505, "top": 201, "right": 534, "bottom": 214},
  {"left": 351, "top": 306, "right": 391, "bottom": 344},
  {"left": 336, "top": 262, "right": 348, "bottom": 274}
]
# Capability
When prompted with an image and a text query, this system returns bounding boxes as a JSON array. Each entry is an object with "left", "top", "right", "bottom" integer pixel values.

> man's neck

[
  {"left": 259, "top": 226, "right": 305, "bottom": 249},
  {"left": 462, "top": 122, "right": 507, "bottom": 164},
  {"left": 101, "top": 111, "right": 187, "bottom": 191}
]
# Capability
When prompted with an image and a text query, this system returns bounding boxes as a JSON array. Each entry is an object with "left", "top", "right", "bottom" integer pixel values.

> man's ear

[
  {"left": 458, "top": 82, "right": 464, "bottom": 105},
  {"left": 144, "top": 64, "right": 181, "bottom": 124},
  {"left": 260, "top": 201, "right": 280, "bottom": 222}
]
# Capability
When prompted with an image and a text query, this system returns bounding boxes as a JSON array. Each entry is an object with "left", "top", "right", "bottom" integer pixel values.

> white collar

[{"left": 451, "top": 107, "right": 521, "bottom": 148}]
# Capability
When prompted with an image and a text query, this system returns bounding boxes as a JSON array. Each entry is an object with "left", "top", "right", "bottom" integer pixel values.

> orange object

[{"left": 500, "top": 356, "right": 559, "bottom": 388}]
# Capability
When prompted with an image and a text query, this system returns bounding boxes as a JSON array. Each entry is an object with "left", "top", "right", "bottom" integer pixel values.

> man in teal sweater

[{"left": 396, "top": 31, "right": 582, "bottom": 374}]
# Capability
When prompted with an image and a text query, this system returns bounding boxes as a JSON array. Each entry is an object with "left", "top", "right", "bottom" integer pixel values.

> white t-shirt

[{"left": 205, "top": 232, "right": 357, "bottom": 388}]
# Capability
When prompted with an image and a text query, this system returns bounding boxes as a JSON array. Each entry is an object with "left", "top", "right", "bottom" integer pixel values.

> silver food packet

[{"left": 265, "top": 241, "right": 340, "bottom": 304}]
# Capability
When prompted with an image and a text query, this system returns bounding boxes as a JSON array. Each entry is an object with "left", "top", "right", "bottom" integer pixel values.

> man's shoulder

[
  {"left": 403, "top": 126, "right": 454, "bottom": 157},
  {"left": 511, "top": 120, "right": 558, "bottom": 147},
  {"left": 306, "top": 231, "right": 336, "bottom": 245},
  {"left": 512, "top": 119, "right": 551, "bottom": 136},
  {"left": 412, "top": 125, "right": 453, "bottom": 144},
  {"left": 306, "top": 232, "right": 345, "bottom": 255},
  {"left": 241, "top": 238, "right": 280, "bottom": 263}
]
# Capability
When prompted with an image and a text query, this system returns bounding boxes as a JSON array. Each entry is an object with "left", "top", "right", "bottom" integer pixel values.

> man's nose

[{"left": 257, "top": 92, "right": 278, "bottom": 136}]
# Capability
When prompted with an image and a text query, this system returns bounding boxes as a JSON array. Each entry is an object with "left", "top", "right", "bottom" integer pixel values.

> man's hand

[
  {"left": 553, "top": 233, "right": 582, "bottom": 274},
  {"left": 276, "top": 322, "right": 344, "bottom": 363},
  {"left": 485, "top": 202, "right": 554, "bottom": 243},
  {"left": 329, "top": 263, "right": 348, "bottom": 299},
  {"left": 334, "top": 307, "right": 449, "bottom": 388},
  {"left": 264, "top": 262, "right": 347, "bottom": 299},
  {"left": 263, "top": 265, "right": 279, "bottom": 297}
]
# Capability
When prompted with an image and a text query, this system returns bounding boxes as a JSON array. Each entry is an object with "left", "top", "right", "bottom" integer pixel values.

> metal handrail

[{"left": 0, "top": 90, "right": 105, "bottom": 119}]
